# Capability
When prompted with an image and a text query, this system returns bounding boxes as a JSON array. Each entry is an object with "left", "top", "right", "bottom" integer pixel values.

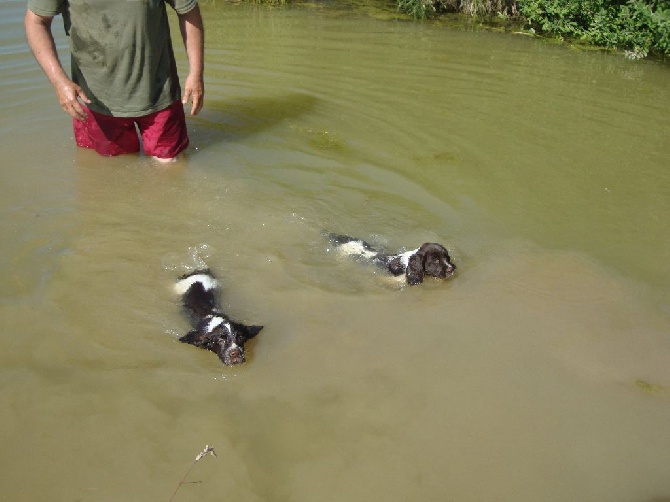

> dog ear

[
  {"left": 230, "top": 321, "right": 263, "bottom": 340},
  {"left": 387, "top": 257, "right": 406, "bottom": 276},
  {"left": 179, "top": 330, "right": 202, "bottom": 346},
  {"left": 245, "top": 325, "right": 264, "bottom": 339},
  {"left": 406, "top": 252, "right": 425, "bottom": 285}
]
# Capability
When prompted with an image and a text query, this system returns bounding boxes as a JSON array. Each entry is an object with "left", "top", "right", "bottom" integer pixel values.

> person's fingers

[
  {"left": 69, "top": 100, "right": 87, "bottom": 121},
  {"left": 190, "top": 91, "right": 203, "bottom": 116},
  {"left": 57, "top": 82, "right": 89, "bottom": 121},
  {"left": 182, "top": 73, "right": 204, "bottom": 116},
  {"left": 181, "top": 88, "right": 191, "bottom": 107},
  {"left": 76, "top": 87, "right": 91, "bottom": 104},
  {"left": 182, "top": 85, "right": 203, "bottom": 116}
]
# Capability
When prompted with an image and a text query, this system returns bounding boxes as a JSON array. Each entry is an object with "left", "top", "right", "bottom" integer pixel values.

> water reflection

[{"left": 190, "top": 92, "right": 318, "bottom": 147}]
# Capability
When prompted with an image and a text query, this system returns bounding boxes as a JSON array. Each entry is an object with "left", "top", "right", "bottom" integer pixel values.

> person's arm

[
  {"left": 24, "top": 9, "right": 90, "bottom": 121},
  {"left": 178, "top": 5, "right": 204, "bottom": 116}
]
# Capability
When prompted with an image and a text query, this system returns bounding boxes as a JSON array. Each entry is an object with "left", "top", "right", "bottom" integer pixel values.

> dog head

[
  {"left": 405, "top": 243, "right": 456, "bottom": 285},
  {"left": 180, "top": 316, "right": 263, "bottom": 366}
]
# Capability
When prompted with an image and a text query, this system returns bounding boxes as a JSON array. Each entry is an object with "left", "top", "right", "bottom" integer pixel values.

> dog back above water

[
  {"left": 326, "top": 232, "right": 456, "bottom": 285},
  {"left": 175, "top": 270, "right": 263, "bottom": 366}
]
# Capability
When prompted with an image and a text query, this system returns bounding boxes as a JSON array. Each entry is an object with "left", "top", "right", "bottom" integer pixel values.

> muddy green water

[{"left": 1, "top": 1, "right": 669, "bottom": 500}]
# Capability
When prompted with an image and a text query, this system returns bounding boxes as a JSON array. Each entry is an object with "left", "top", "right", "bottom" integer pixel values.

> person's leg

[
  {"left": 136, "top": 101, "right": 190, "bottom": 162},
  {"left": 73, "top": 107, "right": 140, "bottom": 156}
]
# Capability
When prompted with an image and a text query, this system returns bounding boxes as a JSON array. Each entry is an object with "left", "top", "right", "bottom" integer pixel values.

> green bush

[
  {"left": 517, "top": 0, "right": 670, "bottom": 57},
  {"left": 397, "top": 0, "right": 439, "bottom": 18},
  {"left": 397, "top": 0, "right": 517, "bottom": 19},
  {"left": 395, "top": 0, "right": 670, "bottom": 57}
]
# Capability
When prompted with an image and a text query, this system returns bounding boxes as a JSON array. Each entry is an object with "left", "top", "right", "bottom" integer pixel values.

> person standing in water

[{"left": 25, "top": 0, "right": 204, "bottom": 162}]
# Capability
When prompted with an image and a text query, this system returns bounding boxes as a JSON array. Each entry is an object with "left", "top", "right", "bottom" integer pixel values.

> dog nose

[{"left": 226, "top": 346, "right": 245, "bottom": 364}]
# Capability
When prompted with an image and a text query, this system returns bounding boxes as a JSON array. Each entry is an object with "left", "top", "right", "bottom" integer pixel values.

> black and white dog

[
  {"left": 175, "top": 270, "right": 263, "bottom": 366},
  {"left": 326, "top": 233, "right": 457, "bottom": 285}
]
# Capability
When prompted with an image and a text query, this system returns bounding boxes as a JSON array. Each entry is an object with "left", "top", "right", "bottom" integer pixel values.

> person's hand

[
  {"left": 54, "top": 79, "right": 91, "bottom": 121},
  {"left": 182, "top": 73, "right": 204, "bottom": 116}
]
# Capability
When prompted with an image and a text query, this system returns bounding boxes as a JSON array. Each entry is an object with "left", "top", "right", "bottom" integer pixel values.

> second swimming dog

[
  {"left": 175, "top": 270, "right": 263, "bottom": 366},
  {"left": 326, "top": 233, "right": 457, "bottom": 285}
]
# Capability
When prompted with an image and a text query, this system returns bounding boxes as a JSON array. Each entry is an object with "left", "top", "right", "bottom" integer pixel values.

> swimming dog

[
  {"left": 326, "top": 233, "right": 456, "bottom": 285},
  {"left": 175, "top": 270, "right": 263, "bottom": 365}
]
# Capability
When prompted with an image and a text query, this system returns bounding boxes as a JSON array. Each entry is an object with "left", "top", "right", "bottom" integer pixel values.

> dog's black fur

[
  {"left": 175, "top": 269, "right": 263, "bottom": 366},
  {"left": 327, "top": 233, "right": 457, "bottom": 285}
]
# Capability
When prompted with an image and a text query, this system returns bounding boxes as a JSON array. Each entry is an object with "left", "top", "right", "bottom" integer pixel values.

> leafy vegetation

[
  {"left": 397, "top": 0, "right": 518, "bottom": 18},
  {"left": 395, "top": 0, "right": 670, "bottom": 58},
  {"left": 518, "top": 0, "right": 670, "bottom": 58}
]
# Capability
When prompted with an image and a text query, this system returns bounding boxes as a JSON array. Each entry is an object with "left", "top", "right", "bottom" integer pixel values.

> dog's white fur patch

[
  {"left": 336, "top": 240, "right": 378, "bottom": 259},
  {"left": 206, "top": 316, "right": 225, "bottom": 333},
  {"left": 336, "top": 240, "right": 418, "bottom": 269},
  {"left": 396, "top": 249, "right": 418, "bottom": 268},
  {"left": 174, "top": 273, "right": 219, "bottom": 295}
]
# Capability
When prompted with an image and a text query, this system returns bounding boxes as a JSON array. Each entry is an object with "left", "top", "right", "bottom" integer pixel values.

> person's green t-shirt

[{"left": 28, "top": 0, "right": 198, "bottom": 117}]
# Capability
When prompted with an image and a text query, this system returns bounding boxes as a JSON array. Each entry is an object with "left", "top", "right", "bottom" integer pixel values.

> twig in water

[{"left": 170, "top": 444, "right": 217, "bottom": 502}]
